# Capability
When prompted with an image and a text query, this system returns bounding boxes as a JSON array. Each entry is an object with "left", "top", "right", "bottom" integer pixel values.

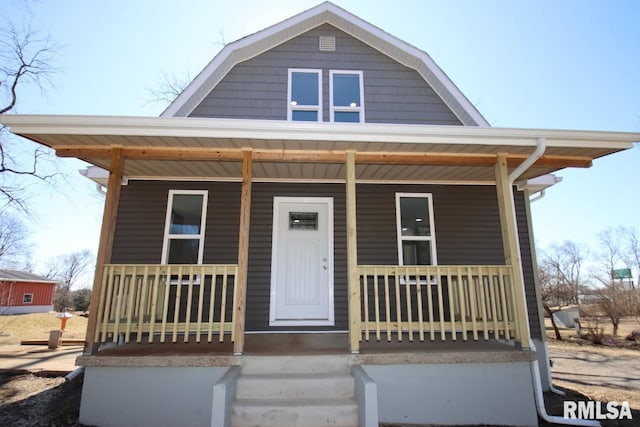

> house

[
  {"left": 0, "top": 269, "right": 57, "bottom": 315},
  {"left": 1, "top": 2, "right": 638, "bottom": 426}
]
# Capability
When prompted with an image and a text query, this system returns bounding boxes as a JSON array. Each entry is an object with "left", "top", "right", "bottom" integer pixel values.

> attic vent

[{"left": 319, "top": 36, "right": 336, "bottom": 52}]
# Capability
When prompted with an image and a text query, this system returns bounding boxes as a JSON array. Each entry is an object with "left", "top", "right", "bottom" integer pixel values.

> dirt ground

[{"left": 0, "top": 314, "right": 638, "bottom": 426}]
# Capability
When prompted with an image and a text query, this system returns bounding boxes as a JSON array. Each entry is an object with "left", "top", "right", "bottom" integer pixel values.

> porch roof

[{"left": 2, "top": 114, "right": 638, "bottom": 183}]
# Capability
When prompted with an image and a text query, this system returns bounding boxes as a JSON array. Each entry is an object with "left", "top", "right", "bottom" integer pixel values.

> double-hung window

[
  {"left": 395, "top": 193, "right": 437, "bottom": 266},
  {"left": 161, "top": 190, "right": 208, "bottom": 264},
  {"left": 330, "top": 70, "right": 364, "bottom": 123},
  {"left": 288, "top": 69, "right": 322, "bottom": 121}
]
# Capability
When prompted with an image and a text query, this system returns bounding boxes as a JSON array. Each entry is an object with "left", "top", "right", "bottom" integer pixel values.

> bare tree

[
  {"left": 538, "top": 241, "right": 587, "bottom": 340},
  {"left": 146, "top": 70, "right": 191, "bottom": 105},
  {"left": 620, "top": 226, "right": 639, "bottom": 289},
  {"left": 45, "top": 249, "right": 93, "bottom": 312},
  {"left": 0, "top": 212, "right": 32, "bottom": 268},
  {"left": 0, "top": 21, "right": 60, "bottom": 211},
  {"left": 589, "top": 228, "right": 639, "bottom": 336}
]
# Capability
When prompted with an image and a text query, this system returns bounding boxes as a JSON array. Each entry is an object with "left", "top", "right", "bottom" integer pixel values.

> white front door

[{"left": 269, "top": 197, "right": 334, "bottom": 326}]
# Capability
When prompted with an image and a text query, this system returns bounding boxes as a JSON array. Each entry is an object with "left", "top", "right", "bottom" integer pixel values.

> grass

[
  {"left": 0, "top": 312, "right": 87, "bottom": 344},
  {"left": 545, "top": 316, "right": 639, "bottom": 342}
]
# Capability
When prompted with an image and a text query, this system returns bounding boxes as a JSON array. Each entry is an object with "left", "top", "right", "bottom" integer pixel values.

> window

[
  {"left": 288, "top": 69, "right": 322, "bottom": 121},
  {"left": 395, "top": 193, "right": 437, "bottom": 266},
  {"left": 23, "top": 293, "right": 33, "bottom": 304},
  {"left": 161, "top": 190, "right": 208, "bottom": 264},
  {"left": 330, "top": 70, "right": 364, "bottom": 123}
]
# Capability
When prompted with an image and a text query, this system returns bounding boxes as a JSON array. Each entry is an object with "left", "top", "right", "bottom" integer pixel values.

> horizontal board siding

[
  {"left": 190, "top": 24, "right": 462, "bottom": 126},
  {"left": 1, "top": 282, "right": 55, "bottom": 306},
  {"left": 111, "top": 181, "right": 539, "bottom": 337}
]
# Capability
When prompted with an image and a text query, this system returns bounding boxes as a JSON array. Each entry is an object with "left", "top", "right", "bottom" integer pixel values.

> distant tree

[
  {"left": 1, "top": 21, "right": 60, "bottom": 211},
  {"left": 71, "top": 287, "right": 92, "bottom": 311},
  {"left": 0, "top": 212, "right": 32, "bottom": 268},
  {"left": 46, "top": 250, "right": 92, "bottom": 311},
  {"left": 538, "top": 241, "right": 587, "bottom": 340},
  {"left": 589, "top": 228, "right": 639, "bottom": 336}
]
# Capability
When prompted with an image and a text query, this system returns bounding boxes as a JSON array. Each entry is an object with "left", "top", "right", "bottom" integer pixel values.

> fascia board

[{"left": 2, "top": 115, "right": 638, "bottom": 150}]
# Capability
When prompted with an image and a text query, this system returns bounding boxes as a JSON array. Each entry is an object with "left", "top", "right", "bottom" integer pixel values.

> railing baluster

[
  {"left": 436, "top": 266, "right": 445, "bottom": 341},
  {"left": 171, "top": 266, "right": 183, "bottom": 343},
  {"left": 466, "top": 267, "right": 478, "bottom": 340},
  {"left": 487, "top": 267, "right": 500, "bottom": 340},
  {"left": 394, "top": 268, "right": 402, "bottom": 342},
  {"left": 497, "top": 269, "right": 510, "bottom": 340},
  {"left": 416, "top": 266, "right": 425, "bottom": 342},
  {"left": 160, "top": 266, "right": 171, "bottom": 343},
  {"left": 456, "top": 267, "right": 467, "bottom": 340},
  {"left": 208, "top": 266, "right": 217, "bottom": 343},
  {"left": 195, "top": 265, "right": 206, "bottom": 343},
  {"left": 111, "top": 268, "right": 126, "bottom": 343},
  {"left": 384, "top": 271, "right": 391, "bottom": 342},
  {"left": 219, "top": 266, "right": 228, "bottom": 342},
  {"left": 446, "top": 268, "right": 456, "bottom": 341},
  {"left": 373, "top": 268, "right": 380, "bottom": 341},
  {"left": 405, "top": 267, "right": 413, "bottom": 342},
  {"left": 478, "top": 267, "right": 489, "bottom": 340},
  {"left": 184, "top": 266, "right": 194, "bottom": 343},
  {"left": 124, "top": 266, "right": 137, "bottom": 343},
  {"left": 144, "top": 266, "right": 156, "bottom": 343},
  {"left": 363, "top": 270, "right": 370, "bottom": 341}
]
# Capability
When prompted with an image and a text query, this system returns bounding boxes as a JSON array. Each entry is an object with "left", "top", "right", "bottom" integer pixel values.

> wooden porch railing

[
  {"left": 94, "top": 264, "right": 239, "bottom": 344},
  {"left": 357, "top": 265, "right": 520, "bottom": 343}
]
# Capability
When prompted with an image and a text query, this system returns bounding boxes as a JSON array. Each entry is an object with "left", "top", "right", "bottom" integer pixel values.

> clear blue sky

[{"left": 3, "top": 0, "right": 640, "bottom": 277}]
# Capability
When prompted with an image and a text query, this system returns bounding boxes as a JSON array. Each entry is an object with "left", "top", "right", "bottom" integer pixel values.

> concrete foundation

[
  {"left": 363, "top": 361, "right": 538, "bottom": 427},
  {"left": 79, "top": 367, "right": 228, "bottom": 427}
]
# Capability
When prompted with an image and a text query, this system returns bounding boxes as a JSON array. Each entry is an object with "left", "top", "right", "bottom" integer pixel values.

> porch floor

[{"left": 89, "top": 332, "right": 533, "bottom": 361}]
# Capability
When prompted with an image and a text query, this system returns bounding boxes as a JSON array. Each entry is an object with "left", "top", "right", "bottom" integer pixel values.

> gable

[
  {"left": 189, "top": 24, "right": 462, "bottom": 126},
  {"left": 163, "top": 2, "right": 488, "bottom": 126}
]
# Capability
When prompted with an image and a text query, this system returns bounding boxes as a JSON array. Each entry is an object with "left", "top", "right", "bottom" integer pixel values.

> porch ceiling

[{"left": 2, "top": 115, "right": 638, "bottom": 183}]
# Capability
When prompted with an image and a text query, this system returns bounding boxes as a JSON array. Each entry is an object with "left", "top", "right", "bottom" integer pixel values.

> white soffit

[{"left": 160, "top": 1, "right": 489, "bottom": 126}]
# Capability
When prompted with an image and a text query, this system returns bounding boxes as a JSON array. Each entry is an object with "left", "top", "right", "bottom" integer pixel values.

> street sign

[{"left": 613, "top": 268, "right": 632, "bottom": 279}]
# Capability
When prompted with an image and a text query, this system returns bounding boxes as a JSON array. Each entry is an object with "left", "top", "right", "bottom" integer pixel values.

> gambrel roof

[{"left": 162, "top": 1, "right": 489, "bottom": 126}]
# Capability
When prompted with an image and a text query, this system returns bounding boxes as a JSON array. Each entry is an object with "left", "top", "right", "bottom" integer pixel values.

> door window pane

[
  {"left": 400, "top": 197, "right": 431, "bottom": 236},
  {"left": 289, "top": 212, "right": 318, "bottom": 230}
]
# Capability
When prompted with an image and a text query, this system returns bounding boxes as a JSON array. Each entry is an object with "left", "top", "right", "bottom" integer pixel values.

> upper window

[
  {"left": 23, "top": 293, "right": 33, "bottom": 304},
  {"left": 161, "top": 190, "right": 208, "bottom": 264},
  {"left": 330, "top": 70, "right": 364, "bottom": 123},
  {"left": 395, "top": 193, "right": 437, "bottom": 265},
  {"left": 288, "top": 69, "right": 322, "bottom": 122}
]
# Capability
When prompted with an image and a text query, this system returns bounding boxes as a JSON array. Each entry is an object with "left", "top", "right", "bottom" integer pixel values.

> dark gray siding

[
  {"left": 111, "top": 181, "right": 540, "bottom": 338},
  {"left": 190, "top": 24, "right": 462, "bottom": 125}
]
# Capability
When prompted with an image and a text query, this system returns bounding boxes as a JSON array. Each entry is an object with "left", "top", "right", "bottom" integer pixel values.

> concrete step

[
  {"left": 241, "top": 355, "right": 350, "bottom": 375},
  {"left": 236, "top": 373, "right": 355, "bottom": 400},
  {"left": 231, "top": 397, "right": 358, "bottom": 427}
]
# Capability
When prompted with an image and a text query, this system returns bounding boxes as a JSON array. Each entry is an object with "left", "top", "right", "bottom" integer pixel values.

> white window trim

[
  {"left": 287, "top": 68, "right": 322, "bottom": 122},
  {"left": 23, "top": 293, "right": 33, "bottom": 304},
  {"left": 161, "top": 189, "right": 208, "bottom": 265},
  {"left": 395, "top": 193, "right": 438, "bottom": 280},
  {"left": 329, "top": 70, "right": 364, "bottom": 123}
]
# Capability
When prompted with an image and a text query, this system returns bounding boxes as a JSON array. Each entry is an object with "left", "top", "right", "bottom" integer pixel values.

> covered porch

[{"left": 2, "top": 115, "right": 635, "bottom": 355}]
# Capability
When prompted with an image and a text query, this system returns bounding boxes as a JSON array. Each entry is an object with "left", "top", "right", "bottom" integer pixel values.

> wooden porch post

[
  {"left": 494, "top": 153, "right": 531, "bottom": 350},
  {"left": 85, "top": 147, "right": 125, "bottom": 353},
  {"left": 233, "top": 149, "right": 252, "bottom": 354},
  {"left": 346, "top": 150, "right": 361, "bottom": 353}
]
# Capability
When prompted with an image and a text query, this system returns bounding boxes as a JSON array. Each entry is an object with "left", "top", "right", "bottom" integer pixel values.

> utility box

[{"left": 48, "top": 330, "right": 62, "bottom": 349}]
